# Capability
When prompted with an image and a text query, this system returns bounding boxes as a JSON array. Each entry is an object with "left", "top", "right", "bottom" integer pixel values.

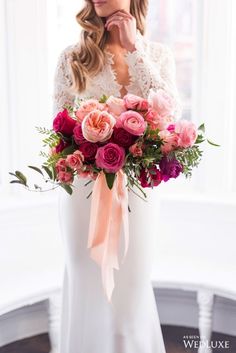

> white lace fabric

[{"left": 53, "top": 30, "right": 183, "bottom": 119}]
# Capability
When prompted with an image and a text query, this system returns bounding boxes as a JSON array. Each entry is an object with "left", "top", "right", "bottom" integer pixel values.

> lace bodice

[{"left": 53, "top": 30, "right": 183, "bottom": 119}]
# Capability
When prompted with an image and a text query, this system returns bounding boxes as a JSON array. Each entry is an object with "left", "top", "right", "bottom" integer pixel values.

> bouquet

[
  {"left": 9, "top": 89, "right": 219, "bottom": 302},
  {"left": 9, "top": 89, "right": 219, "bottom": 199}
]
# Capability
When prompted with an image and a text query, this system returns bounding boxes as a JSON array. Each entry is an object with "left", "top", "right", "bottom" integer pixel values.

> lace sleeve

[
  {"left": 52, "top": 47, "right": 76, "bottom": 116},
  {"left": 124, "top": 38, "right": 183, "bottom": 119}
]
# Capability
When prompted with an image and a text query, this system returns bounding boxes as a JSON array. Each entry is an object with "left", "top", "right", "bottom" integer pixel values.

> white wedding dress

[{"left": 53, "top": 30, "right": 182, "bottom": 353}]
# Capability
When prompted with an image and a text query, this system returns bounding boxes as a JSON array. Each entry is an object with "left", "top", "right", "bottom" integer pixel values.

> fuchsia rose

[
  {"left": 158, "top": 130, "right": 179, "bottom": 154},
  {"left": 53, "top": 109, "right": 76, "bottom": 136},
  {"left": 139, "top": 166, "right": 163, "bottom": 188},
  {"left": 129, "top": 143, "right": 143, "bottom": 157},
  {"left": 174, "top": 120, "right": 198, "bottom": 148},
  {"left": 57, "top": 171, "right": 74, "bottom": 184},
  {"left": 159, "top": 156, "right": 183, "bottom": 182},
  {"left": 106, "top": 96, "right": 127, "bottom": 116},
  {"left": 95, "top": 143, "right": 125, "bottom": 173},
  {"left": 66, "top": 150, "right": 84, "bottom": 169},
  {"left": 78, "top": 142, "right": 98, "bottom": 161},
  {"left": 82, "top": 110, "right": 116, "bottom": 143},
  {"left": 123, "top": 94, "right": 149, "bottom": 111},
  {"left": 148, "top": 88, "right": 175, "bottom": 117},
  {"left": 112, "top": 127, "right": 136, "bottom": 148},
  {"left": 73, "top": 124, "right": 86, "bottom": 144},
  {"left": 75, "top": 99, "right": 105, "bottom": 123},
  {"left": 116, "top": 111, "right": 147, "bottom": 136}
]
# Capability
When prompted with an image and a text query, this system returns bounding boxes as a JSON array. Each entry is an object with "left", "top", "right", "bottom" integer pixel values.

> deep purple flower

[
  {"left": 139, "top": 165, "right": 163, "bottom": 188},
  {"left": 159, "top": 156, "right": 183, "bottom": 182}
]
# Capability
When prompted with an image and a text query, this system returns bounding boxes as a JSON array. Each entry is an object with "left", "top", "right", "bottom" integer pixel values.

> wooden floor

[{"left": 0, "top": 326, "right": 236, "bottom": 353}]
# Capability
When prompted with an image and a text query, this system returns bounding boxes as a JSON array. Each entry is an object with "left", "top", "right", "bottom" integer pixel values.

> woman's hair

[{"left": 69, "top": 0, "right": 148, "bottom": 93}]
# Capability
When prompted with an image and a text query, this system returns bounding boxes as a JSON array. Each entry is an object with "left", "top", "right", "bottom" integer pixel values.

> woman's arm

[
  {"left": 124, "top": 40, "right": 183, "bottom": 119},
  {"left": 53, "top": 47, "right": 76, "bottom": 116}
]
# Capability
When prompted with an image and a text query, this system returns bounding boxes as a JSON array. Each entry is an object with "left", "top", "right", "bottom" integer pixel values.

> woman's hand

[{"left": 105, "top": 10, "right": 137, "bottom": 52}]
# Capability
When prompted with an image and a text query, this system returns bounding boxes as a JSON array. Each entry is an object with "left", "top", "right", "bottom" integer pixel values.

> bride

[{"left": 53, "top": 0, "right": 182, "bottom": 352}]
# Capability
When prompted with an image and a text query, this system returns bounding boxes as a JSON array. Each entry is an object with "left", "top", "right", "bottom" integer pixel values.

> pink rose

[
  {"left": 158, "top": 130, "right": 179, "bottom": 154},
  {"left": 55, "top": 158, "right": 67, "bottom": 173},
  {"left": 116, "top": 111, "right": 147, "bottom": 136},
  {"left": 66, "top": 150, "right": 84, "bottom": 169},
  {"left": 148, "top": 89, "right": 175, "bottom": 117},
  {"left": 75, "top": 99, "right": 105, "bottom": 123},
  {"left": 77, "top": 166, "right": 98, "bottom": 180},
  {"left": 95, "top": 143, "right": 125, "bottom": 173},
  {"left": 129, "top": 143, "right": 143, "bottom": 157},
  {"left": 106, "top": 96, "right": 126, "bottom": 116},
  {"left": 145, "top": 108, "right": 174, "bottom": 131},
  {"left": 175, "top": 120, "right": 197, "bottom": 148},
  {"left": 82, "top": 110, "right": 116, "bottom": 143},
  {"left": 57, "top": 171, "right": 74, "bottom": 184},
  {"left": 73, "top": 124, "right": 86, "bottom": 144},
  {"left": 53, "top": 109, "right": 76, "bottom": 136},
  {"left": 123, "top": 94, "right": 149, "bottom": 111}
]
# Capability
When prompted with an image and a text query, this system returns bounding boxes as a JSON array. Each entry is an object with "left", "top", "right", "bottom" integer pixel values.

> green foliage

[
  {"left": 169, "top": 145, "right": 203, "bottom": 178},
  {"left": 99, "top": 94, "right": 108, "bottom": 103},
  {"left": 105, "top": 173, "right": 116, "bottom": 189}
]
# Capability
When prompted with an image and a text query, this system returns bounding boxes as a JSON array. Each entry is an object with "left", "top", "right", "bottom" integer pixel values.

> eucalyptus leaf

[
  {"left": 42, "top": 165, "right": 53, "bottom": 179},
  {"left": 10, "top": 180, "right": 24, "bottom": 185},
  {"left": 206, "top": 139, "right": 221, "bottom": 147},
  {"left": 60, "top": 183, "right": 73, "bottom": 195},
  {"left": 198, "top": 123, "right": 205, "bottom": 133},
  {"left": 28, "top": 165, "right": 44, "bottom": 175},
  {"left": 15, "top": 171, "right": 27, "bottom": 185}
]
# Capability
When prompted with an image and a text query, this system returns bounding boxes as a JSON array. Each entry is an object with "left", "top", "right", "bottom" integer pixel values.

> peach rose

[
  {"left": 175, "top": 120, "right": 197, "bottom": 148},
  {"left": 106, "top": 96, "right": 126, "bottom": 116},
  {"left": 158, "top": 130, "right": 179, "bottom": 154},
  {"left": 148, "top": 88, "right": 175, "bottom": 117},
  {"left": 55, "top": 158, "right": 67, "bottom": 173},
  {"left": 129, "top": 143, "right": 143, "bottom": 157},
  {"left": 57, "top": 171, "right": 73, "bottom": 184},
  {"left": 116, "top": 111, "right": 147, "bottom": 136},
  {"left": 145, "top": 108, "right": 174, "bottom": 131},
  {"left": 66, "top": 150, "right": 84, "bottom": 169},
  {"left": 82, "top": 110, "right": 116, "bottom": 143},
  {"left": 123, "top": 94, "right": 149, "bottom": 111},
  {"left": 75, "top": 99, "right": 105, "bottom": 123}
]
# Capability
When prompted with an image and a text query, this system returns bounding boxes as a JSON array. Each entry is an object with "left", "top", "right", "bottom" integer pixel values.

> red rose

[
  {"left": 73, "top": 123, "right": 86, "bottom": 145},
  {"left": 139, "top": 166, "right": 163, "bottom": 188},
  {"left": 112, "top": 128, "right": 136, "bottom": 148},
  {"left": 53, "top": 109, "right": 76, "bottom": 136},
  {"left": 55, "top": 139, "right": 70, "bottom": 153},
  {"left": 79, "top": 142, "right": 98, "bottom": 162}
]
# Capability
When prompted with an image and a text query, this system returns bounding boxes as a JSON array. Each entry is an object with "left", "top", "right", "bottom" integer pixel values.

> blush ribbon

[{"left": 87, "top": 169, "right": 129, "bottom": 302}]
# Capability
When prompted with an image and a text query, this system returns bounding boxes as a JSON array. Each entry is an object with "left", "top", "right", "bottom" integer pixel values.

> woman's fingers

[
  {"left": 105, "top": 10, "right": 132, "bottom": 27},
  {"left": 106, "top": 19, "right": 122, "bottom": 31}
]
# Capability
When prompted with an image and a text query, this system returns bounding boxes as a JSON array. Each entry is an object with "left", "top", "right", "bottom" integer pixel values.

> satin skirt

[{"left": 58, "top": 176, "right": 166, "bottom": 353}]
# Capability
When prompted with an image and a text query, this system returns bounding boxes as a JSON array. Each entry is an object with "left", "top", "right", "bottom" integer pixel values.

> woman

[{"left": 54, "top": 0, "right": 182, "bottom": 352}]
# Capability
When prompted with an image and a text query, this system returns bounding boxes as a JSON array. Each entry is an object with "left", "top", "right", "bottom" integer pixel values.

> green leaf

[
  {"left": 195, "top": 134, "right": 205, "bottom": 144},
  {"left": 105, "top": 173, "right": 116, "bottom": 190},
  {"left": 206, "top": 139, "right": 221, "bottom": 147},
  {"left": 15, "top": 171, "right": 27, "bottom": 186},
  {"left": 60, "top": 183, "right": 73, "bottom": 195},
  {"left": 28, "top": 165, "right": 44, "bottom": 175},
  {"left": 9, "top": 172, "right": 17, "bottom": 177},
  {"left": 42, "top": 165, "right": 53, "bottom": 179},
  {"left": 10, "top": 180, "right": 24, "bottom": 185},
  {"left": 99, "top": 94, "right": 108, "bottom": 103},
  {"left": 198, "top": 123, "right": 205, "bottom": 133}
]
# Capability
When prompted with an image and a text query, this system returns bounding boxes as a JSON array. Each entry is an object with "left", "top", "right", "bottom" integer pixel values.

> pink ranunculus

[
  {"left": 73, "top": 123, "right": 86, "bottom": 144},
  {"left": 95, "top": 143, "right": 125, "bottom": 173},
  {"left": 123, "top": 94, "right": 149, "bottom": 111},
  {"left": 53, "top": 109, "right": 76, "bottom": 136},
  {"left": 145, "top": 108, "right": 174, "bottom": 131},
  {"left": 75, "top": 99, "right": 105, "bottom": 123},
  {"left": 106, "top": 96, "right": 127, "bottom": 116},
  {"left": 66, "top": 150, "right": 84, "bottom": 170},
  {"left": 129, "top": 143, "right": 143, "bottom": 157},
  {"left": 82, "top": 110, "right": 116, "bottom": 143},
  {"left": 117, "top": 111, "right": 147, "bottom": 136},
  {"left": 148, "top": 88, "right": 175, "bottom": 117},
  {"left": 158, "top": 130, "right": 179, "bottom": 154},
  {"left": 55, "top": 158, "right": 67, "bottom": 173},
  {"left": 175, "top": 120, "right": 198, "bottom": 148},
  {"left": 57, "top": 171, "right": 74, "bottom": 184}
]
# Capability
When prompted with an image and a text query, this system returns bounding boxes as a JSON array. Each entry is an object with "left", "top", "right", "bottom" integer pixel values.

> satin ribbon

[{"left": 87, "top": 169, "right": 129, "bottom": 303}]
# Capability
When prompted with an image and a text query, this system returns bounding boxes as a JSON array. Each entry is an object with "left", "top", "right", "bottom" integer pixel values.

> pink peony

[
  {"left": 82, "top": 110, "right": 116, "bottom": 143},
  {"left": 106, "top": 96, "right": 127, "bottom": 116},
  {"left": 53, "top": 109, "right": 76, "bottom": 136},
  {"left": 75, "top": 99, "right": 105, "bottom": 123},
  {"left": 66, "top": 150, "right": 84, "bottom": 169},
  {"left": 148, "top": 88, "right": 175, "bottom": 117},
  {"left": 129, "top": 143, "right": 143, "bottom": 157},
  {"left": 175, "top": 120, "right": 197, "bottom": 148},
  {"left": 123, "top": 94, "right": 149, "bottom": 111},
  {"left": 57, "top": 171, "right": 74, "bottom": 184},
  {"left": 116, "top": 111, "right": 147, "bottom": 136},
  {"left": 158, "top": 130, "right": 179, "bottom": 154},
  {"left": 95, "top": 143, "right": 125, "bottom": 173}
]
